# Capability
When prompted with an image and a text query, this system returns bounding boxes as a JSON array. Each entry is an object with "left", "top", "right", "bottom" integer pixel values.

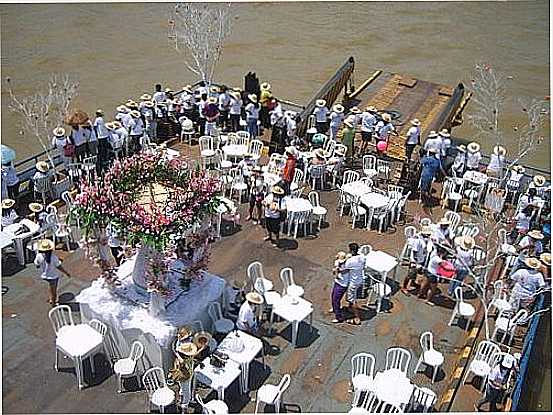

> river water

[{"left": 1, "top": 1, "right": 550, "bottom": 169}]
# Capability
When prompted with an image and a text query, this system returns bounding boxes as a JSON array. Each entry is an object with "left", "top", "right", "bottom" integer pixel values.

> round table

[
  {"left": 284, "top": 197, "right": 313, "bottom": 213},
  {"left": 372, "top": 369, "right": 414, "bottom": 408},
  {"left": 263, "top": 172, "right": 281, "bottom": 187},
  {"left": 341, "top": 181, "right": 373, "bottom": 198},
  {"left": 463, "top": 170, "right": 488, "bottom": 185},
  {"left": 222, "top": 144, "right": 248, "bottom": 160},
  {"left": 359, "top": 192, "right": 389, "bottom": 209}
]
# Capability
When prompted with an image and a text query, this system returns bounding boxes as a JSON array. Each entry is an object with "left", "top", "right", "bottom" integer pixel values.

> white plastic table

[
  {"left": 0, "top": 219, "right": 41, "bottom": 264},
  {"left": 463, "top": 170, "right": 488, "bottom": 185},
  {"left": 263, "top": 172, "right": 281, "bottom": 187},
  {"left": 284, "top": 197, "right": 313, "bottom": 213},
  {"left": 193, "top": 356, "right": 241, "bottom": 401},
  {"left": 372, "top": 368, "right": 414, "bottom": 408},
  {"left": 364, "top": 250, "right": 398, "bottom": 278},
  {"left": 359, "top": 192, "right": 389, "bottom": 209},
  {"left": 217, "top": 330, "right": 263, "bottom": 394},
  {"left": 222, "top": 144, "right": 248, "bottom": 160},
  {"left": 56, "top": 323, "right": 104, "bottom": 389},
  {"left": 341, "top": 181, "right": 373, "bottom": 198},
  {"left": 270, "top": 295, "right": 313, "bottom": 347}
]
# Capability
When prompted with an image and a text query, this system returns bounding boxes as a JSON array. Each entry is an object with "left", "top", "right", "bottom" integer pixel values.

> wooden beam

[{"left": 349, "top": 70, "right": 382, "bottom": 99}]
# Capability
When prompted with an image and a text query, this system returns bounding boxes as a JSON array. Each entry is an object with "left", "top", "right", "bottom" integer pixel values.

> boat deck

[{"left": 1, "top": 141, "right": 505, "bottom": 414}]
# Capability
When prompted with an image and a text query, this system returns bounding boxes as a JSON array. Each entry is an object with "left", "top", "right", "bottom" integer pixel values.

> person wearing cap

[
  {"left": 466, "top": 142, "right": 482, "bottom": 171},
  {"left": 422, "top": 131, "right": 442, "bottom": 158},
  {"left": 419, "top": 246, "right": 447, "bottom": 306},
  {"left": 343, "top": 242, "right": 366, "bottom": 324},
  {"left": 360, "top": 106, "right": 377, "bottom": 155},
  {"left": 486, "top": 145, "right": 506, "bottom": 178},
  {"left": 509, "top": 257, "right": 546, "bottom": 309},
  {"left": 405, "top": 119, "right": 421, "bottom": 162},
  {"left": 375, "top": 113, "right": 397, "bottom": 144},
  {"left": 245, "top": 94, "right": 260, "bottom": 138},
  {"left": 282, "top": 147, "right": 298, "bottom": 194},
  {"left": 420, "top": 148, "right": 446, "bottom": 207},
  {"left": 329, "top": 104, "right": 345, "bottom": 141},
  {"left": 448, "top": 235, "right": 475, "bottom": 296},
  {"left": 217, "top": 86, "right": 231, "bottom": 131},
  {"left": 237, "top": 292, "right": 264, "bottom": 333},
  {"left": 475, "top": 354, "right": 517, "bottom": 412},
  {"left": 330, "top": 251, "right": 352, "bottom": 323},
  {"left": 68, "top": 124, "right": 87, "bottom": 162},
  {"left": 1, "top": 199, "right": 19, "bottom": 228},
  {"left": 82, "top": 120, "right": 98, "bottom": 158},
  {"left": 262, "top": 186, "right": 287, "bottom": 246},
  {"left": 152, "top": 84, "right": 166, "bottom": 104},
  {"left": 341, "top": 119, "right": 355, "bottom": 163},
  {"left": 401, "top": 228, "right": 430, "bottom": 296},
  {"left": 313, "top": 99, "right": 329, "bottom": 134},
  {"left": 34, "top": 239, "right": 71, "bottom": 306},
  {"left": 229, "top": 90, "right": 243, "bottom": 133}
]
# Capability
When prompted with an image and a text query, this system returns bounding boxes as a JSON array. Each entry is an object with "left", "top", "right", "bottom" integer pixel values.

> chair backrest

[
  {"left": 376, "top": 159, "right": 390, "bottom": 175},
  {"left": 45, "top": 204, "right": 58, "bottom": 216},
  {"left": 387, "top": 185, "right": 404, "bottom": 194},
  {"left": 61, "top": 191, "right": 74, "bottom": 208},
  {"left": 248, "top": 139, "right": 263, "bottom": 157},
  {"left": 277, "top": 373, "right": 291, "bottom": 395},
  {"left": 48, "top": 305, "right": 74, "bottom": 334},
  {"left": 343, "top": 170, "right": 360, "bottom": 185},
  {"left": 199, "top": 136, "right": 213, "bottom": 152},
  {"left": 473, "top": 340, "right": 501, "bottom": 365},
  {"left": 230, "top": 167, "right": 244, "bottom": 184},
  {"left": 358, "top": 390, "right": 379, "bottom": 412},
  {"left": 453, "top": 286, "right": 467, "bottom": 304},
  {"left": 35, "top": 175, "right": 52, "bottom": 192},
  {"left": 444, "top": 211, "right": 461, "bottom": 230},
  {"left": 411, "top": 386, "right": 437, "bottom": 412},
  {"left": 290, "top": 187, "right": 304, "bottom": 198},
  {"left": 279, "top": 267, "right": 295, "bottom": 292},
  {"left": 360, "top": 177, "right": 373, "bottom": 188},
  {"left": 351, "top": 352, "right": 375, "bottom": 380},
  {"left": 456, "top": 224, "right": 480, "bottom": 238},
  {"left": 359, "top": 244, "right": 373, "bottom": 256},
  {"left": 308, "top": 191, "right": 321, "bottom": 208},
  {"left": 472, "top": 246, "right": 486, "bottom": 264},
  {"left": 323, "top": 139, "right": 336, "bottom": 157},
  {"left": 236, "top": 130, "right": 250, "bottom": 144},
  {"left": 247, "top": 261, "right": 264, "bottom": 288},
  {"left": 334, "top": 143, "right": 347, "bottom": 157},
  {"left": 292, "top": 169, "right": 304, "bottom": 186},
  {"left": 510, "top": 308, "right": 529, "bottom": 327},
  {"left": 129, "top": 340, "right": 145, "bottom": 362},
  {"left": 380, "top": 402, "right": 402, "bottom": 413},
  {"left": 385, "top": 347, "right": 411, "bottom": 374},
  {"left": 419, "top": 331, "right": 435, "bottom": 353},
  {"left": 492, "top": 280, "right": 506, "bottom": 302},
  {"left": 419, "top": 217, "right": 432, "bottom": 227},
  {"left": 142, "top": 367, "right": 166, "bottom": 395},
  {"left": 497, "top": 228, "right": 508, "bottom": 245},
  {"left": 88, "top": 318, "right": 108, "bottom": 336},
  {"left": 310, "top": 164, "right": 325, "bottom": 179},
  {"left": 83, "top": 155, "right": 97, "bottom": 166},
  {"left": 208, "top": 302, "right": 224, "bottom": 323},
  {"left": 363, "top": 155, "right": 376, "bottom": 171},
  {"left": 404, "top": 225, "right": 417, "bottom": 239}
]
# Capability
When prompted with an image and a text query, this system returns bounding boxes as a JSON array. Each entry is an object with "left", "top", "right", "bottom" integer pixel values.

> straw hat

[
  {"left": 53, "top": 127, "right": 66, "bottom": 137},
  {"left": 454, "top": 235, "right": 475, "bottom": 250},
  {"left": 36, "top": 161, "right": 50, "bottom": 173},
  {"left": 248, "top": 94, "right": 258, "bottom": 103},
  {"left": 533, "top": 175, "right": 546, "bottom": 186},
  {"left": 177, "top": 341, "right": 199, "bottom": 357},
  {"left": 192, "top": 331, "right": 213, "bottom": 350},
  {"left": 285, "top": 146, "right": 298, "bottom": 156},
  {"left": 336, "top": 251, "right": 347, "bottom": 261},
  {"left": 116, "top": 105, "right": 128, "bottom": 113},
  {"left": 28, "top": 202, "right": 43, "bottom": 213},
  {"left": 332, "top": 104, "right": 344, "bottom": 114},
  {"left": 1, "top": 199, "right": 15, "bottom": 209},
  {"left": 344, "top": 119, "right": 354, "bottom": 128},
  {"left": 493, "top": 146, "right": 506, "bottom": 156},
  {"left": 316, "top": 99, "right": 327, "bottom": 108},
  {"left": 143, "top": 100, "right": 155, "bottom": 108},
  {"left": 411, "top": 119, "right": 421, "bottom": 126},
  {"left": 106, "top": 121, "right": 123, "bottom": 130},
  {"left": 207, "top": 96, "right": 217, "bottom": 104},
  {"left": 513, "top": 165, "right": 525, "bottom": 174},
  {"left": 467, "top": 142, "right": 480, "bottom": 153},
  {"left": 140, "top": 93, "right": 152, "bottom": 101},
  {"left": 350, "top": 106, "right": 361, "bottom": 114},
  {"left": 260, "top": 82, "right": 271, "bottom": 91},
  {"left": 457, "top": 144, "right": 467, "bottom": 153},
  {"left": 381, "top": 113, "right": 392, "bottom": 122},
  {"left": 272, "top": 186, "right": 284, "bottom": 195},
  {"left": 439, "top": 129, "right": 450, "bottom": 137},
  {"left": 420, "top": 226, "right": 433, "bottom": 236},
  {"left": 126, "top": 100, "right": 138, "bottom": 109},
  {"left": 501, "top": 354, "right": 515, "bottom": 369},
  {"left": 314, "top": 148, "right": 327, "bottom": 159},
  {"left": 38, "top": 239, "right": 55, "bottom": 252},
  {"left": 130, "top": 110, "right": 141, "bottom": 118},
  {"left": 182, "top": 85, "right": 193, "bottom": 93},
  {"left": 524, "top": 257, "right": 541, "bottom": 270},
  {"left": 245, "top": 292, "right": 264, "bottom": 305},
  {"left": 209, "top": 85, "right": 220, "bottom": 94},
  {"left": 428, "top": 131, "right": 438, "bottom": 138},
  {"left": 366, "top": 105, "right": 377, "bottom": 113},
  {"left": 95, "top": 109, "right": 104, "bottom": 116},
  {"left": 540, "top": 253, "right": 551, "bottom": 266},
  {"left": 165, "top": 87, "right": 173, "bottom": 93},
  {"left": 528, "top": 230, "right": 544, "bottom": 240},
  {"left": 438, "top": 218, "right": 451, "bottom": 226}
]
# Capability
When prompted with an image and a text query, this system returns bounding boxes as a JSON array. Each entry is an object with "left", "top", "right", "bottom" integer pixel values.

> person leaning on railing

[{"left": 475, "top": 354, "right": 517, "bottom": 412}]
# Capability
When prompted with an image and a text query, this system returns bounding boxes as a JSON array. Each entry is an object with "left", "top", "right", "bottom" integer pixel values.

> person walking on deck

[
  {"left": 313, "top": 99, "right": 329, "bottom": 134},
  {"left": 375, "top": 113, "right": 397, "bottom": 150},
  {"left": 343, "top": 243, "right": 366, "bottom": 325},
  {"left": 329, "top": 104, "right": 345, "bottom": 140},
  {"left": 475, "top": 354, "right": 516, "bottom": 412},
  {"left": 405, "top": 118, "right": 421, "bottom": 162},
  {"left": 245, "top": 94, "right": 260, "bottom": 138},
  {"left": 419, "top": 148, "right": 446, "bottom": 207},
  {"left": 34, "top": 239, "right": 71, "bottom": 306},
  {"left": 218, "top": 86, "right": 231, "bottom": 132},
  {"left": 229, "top": 90, "right": 243, "bottom": 133},
  {"left": 259, "top": 82, "right": 273, "bottom": 129},
  {"left": 330, "top": 251, "right": 351, "bottom": 323},
  {"left": 418, "top": 246, "right": 446, "bottom": 306},
  {"left": 359, "top": 106, "right": 377, "bottom": 155}
]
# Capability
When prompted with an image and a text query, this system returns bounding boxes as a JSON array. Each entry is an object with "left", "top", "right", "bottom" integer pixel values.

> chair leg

[
  {"left": 432, "top": 365, "right": 438, "bottom": 384},
  {"left": 275, "top": 397, "right": 281, "bottom": 413},
  {"left": 448, "top": 310, "right": 456, "bottom": 326},
  {"left": 54, "top": 348, "right": 59, "bottom": 371},
  {"left": 254, "top": 398, "right": 261, "bottom": 414},
  {"left": 414, "top": 356, "right": 423, "bottom": 373},
  {"left": 117, "top": 374, "right": 122, "bottom": 393}
]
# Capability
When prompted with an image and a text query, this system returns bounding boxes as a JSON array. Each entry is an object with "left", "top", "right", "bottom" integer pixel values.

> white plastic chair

[
  {"left": 308, "top": 191, "right": 327, "bottom": 231},
  {"left": 441, "top": 177, "right": 464, "bottom": 211},
  {"left": 255, "top": 374, "right": 291, "bottom": 414},
  {"left": 290, "top": 169, "right": 304, "bottom": 192},
  {"left": 409, "top": 386, "right": 437, "bottom": 413},
  {"left": 380, "top": 402, "right": 402, "bottom": 413},
  {"left": 235, "top": 130, "right": 250, "bottom": 146},
  {"left": 455, "top": 224, "right": 480, "bottom": 238},
  {"left": 365, "top": 272, "right": 392, "bottom": 313},
  {"left": 48, "top": 304, "right": 75, "bottom": 334},
  {"left": 229, "top": 168, "right": 248, "bottom": 203},
  {"left": 443, "top": 211, "right": 461, "bottom": 231},
  {"left": 82, "top": 155, "right": 98, "bottom": 183},
  {"left": 385, "top": 347, "right": 411, "bottom": 376},
  {"left": 309, "top": 164, "right": 326, "bottom": 190},
  {"left": 464, "top": 184, "right": 484, "bottom": 208},
  {"left": 352, "top": 390, "right": 379, "bottom": 413},
  {"left": 114, "top": 340, "right": 144, "bottom": 393},
  {"left": 288, "top": 210, "right": 311, "bottom": 238},
  {"left": 492, "top": 308, "right": 528, "bottom": 345},
  {"left": 142, "top": 367, "right": 175, "bottom": 413},
  {"left": 248, "top": 139, "right": 264, "bottom": 163},
  {"left": 342, "top": 170, "right": 360, "bottom": 186},
  {"left": 387, "top": 184, "right": 404, "bottom": 194},
  {"left": 414, "top": 331, "right": 444, "bottom": 383},
  {"left": 199, "top": 136, "right": 216, "bottom": 169},
  {"left": 323, "top": 138, "right": 336, "bottom": 158},
  {"left": 462, "top": 340, "right": 501, "bottom": 391},
  {"left": 279, "top": 267, "right": 304, "bottom": 298},
  {"left": 67, "top": 162, "right": 82, "bottom": 188},
  {"left": 207, "top": 302, "right": 234, "bottom": 334},
  {"left": 247, "top": 261, "right": 274, "bottom": 294},
  {"left": 351, "top": 352, "right": 376, "bottom": 407},
  {"left": 399, "top": 226, "right": 417, "bottom": 263},
  {"left": 488, "top": 280, "right": 513, "bottom": 317},
  {"left": 376, "top": 159, "right": 391, "bottom": 182},
  {"left": 45, "top": 213, "right": 71, "bottom": 251},
  {"left": 196, "top": 393, "right": 229, "bottom": 414},
  {"left": 362, "top": 155, "right": 377, "bottom": 179},
  {"left": 448, "top": 287, "right": 476, "bottom": 330},
  {"left": 351, "top": 197, "right": 368, "bottom": 229}
]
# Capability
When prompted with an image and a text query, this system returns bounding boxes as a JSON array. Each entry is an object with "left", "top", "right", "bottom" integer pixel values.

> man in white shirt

[
  {"left": 313, "top": 99, "right": 329, "bottom": 134},
  {"left": 285, "top": 111, "right": 297, "bottom": 144},
  {"left": 438, "top": 129, "right": 452, "bottom": 158},
  {"left": 236, "top": 292, "right": 264, "bottom": 333},
  {"left": 402, "top": 227, "right": 431, "bottom": 295},
  {"left": 218, "top": 86, "right": 231, "bottom": 131},
  {"left": 375, "top": 113, "right": 397, "bottom": 143},
  {"left": 93, "top": 109, "right": 110, "bottom": 169},
  {"left": 343, "top": 243, "right": 366, "bottom": 324},
  {"left": 432, "top": 218, "right": 454, "bottom": 248},
  {"left": 509, "top": 257, "right": 545, "bottom": 308},
  {"left": 196, "top": 93, "right": 208, "bottom": 136},
  {"left": 129, "top": 110, "right": 145, "bottom": 154},
  {"left": 329, "top": 104, "right": 344, "bottom": 140},
  {"left": 360, "top": 106, "right": 377, "bottom": 155},
  {"left": 419, "top": 247, "right": 446, "bottom": 305},
  {"left": 405, "top": 118, "right": 421, "bottom": 162},
  {"left": 466, "top": 142, "right": 482, "bottom": 170},
  {"left": 152, "top": 84, "right": 166, "bottom": 104},
  {"left": 106, "top": 121, "right": 127, "bottom": 157},
  {"left": 423, "top": 131, "right": 442, "bottom": 158},
  {"left": 69, "top": 125, "right": 87, "bottom": 162},
  {"left": 229, "top": 90, "right": 242, "bottom": 133}
]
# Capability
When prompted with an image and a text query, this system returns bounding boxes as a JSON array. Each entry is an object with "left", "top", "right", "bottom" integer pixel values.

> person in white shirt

[
  {"left": 152, "top": 84, "right": 166, "bottom": 104},
  {"left": 438, "top": 129, "right": 452, "bottom": 158},
  {"left": 466, "top": 142, "right": 482, "bottom": 170},
  {"left": 236, "top": 292, "right": 264, "bottom": 333},
  {"left": 329, "top": 104, "right": 345, "bottom": 140},
  {"left": 218, "top": 86, "right": 231, "bottom": 131},
  {"left": 402, "top": 228, "right": 430, "bottom": 295},
  {"left": 106, "top": 222, "right": 124, "bottom": 266},
  {"left": 51, "top": 126, "right": 70, "bottom": 170},
  {"left": 330, "top": 251, "right": 351, "bottom": 323},
  {"left": 359, "top": 106, "right": 378, "bottom": 155},
  {"left": 129, "top": 110, "right": 144, "bottom": 154},
  {"left": 180, "top": 85, "right": 195, "bottom": 118},
  {"left": 509, "top": 257, "right": 546, "bottom": 308},
  {"left": 69, "top": 125, "right": 87, "bottom": 162},
  {"left": 82, "top": 120, "right": 97, "bottom": 157},
  {"left": 106, "top": 121, "right": 126, "bottom": 157},
  {"left": 452, "top": 145, "right": 467, "bottom": 177},
  {"left": 34, "top": 239, "right": 70, "bottom": 306},
  {"left": 313, "top": 99, "right": 329, "bottom": 134},
  {"left": 32, "top": 161, "right": 52, "bottom": 195},
  {"left": 1, "top": 198, "right": 19, "bottom": 229},
  {"left": 432, "top": 218, "right": 454, "bottom": 248},
  {"left": 263, "top": 186, "right": 286, "bottom": 246},
  {"left": 528, "top": 174, "right": 548, "bottom": 198},
  {"left": 423, "top": 131, "right": 442, "bottom": 158},
  {"left": 405, "top": 118, "right": 421, "bottom": 161},
  {"left": 448, "top": 235, "right": 475, "bottom": 296},
  {"left": 285, "top": 111, "right": 297, "bottom": 144},
  {"left": 486, "top": 145, "right": 506, "bottom": 178},
  {"left": 518, "top": 229, "right": 544, "bottom": 257},
  {"left": 375, "top": 113, "right": 397, "bottom": 143},
  {"left": 419, "top": 247, "right": 446, "bottom": 305},
  {"left": 196, "top": 93, "right": 208, "bottom": 136},
  {"left": 229, "top": 90, "right": 243, "bottom": 133},
  {"left": 343, "top": 243, "right": 366, "bottom": 324},
  {"left": 245, "top": 94, "right": 260, "bottom": 138},
  {"left": 141, "top": 101, "right": 156, "bottom": 142},
  {"left": 1, "top": 163, "right": 19, "bottom": 200},
  {"left": 476, "top": 354, "right": 516, "bottom": 412},
  {"left": 93, "top": 110, "right": 110, "bottom": 168}
]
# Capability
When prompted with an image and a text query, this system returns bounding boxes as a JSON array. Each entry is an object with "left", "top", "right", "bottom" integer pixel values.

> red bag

[{"left": 63, "top": 143, "right": 75, "bottom": 157}]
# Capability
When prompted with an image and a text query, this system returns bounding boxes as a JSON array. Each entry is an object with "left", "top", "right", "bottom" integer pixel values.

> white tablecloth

[
  {"left": 263, "top": 172, "right": 281, "bottom": 187},
  {"left": 359, "top": 192, "right": 389, "bottom": 209},
  {"left": 373, "top": 368, "right": 414, "bottom": 407},
  {"left": 364, "top": 250, "right": 398, "bottom": 275},
  {"left": 194, "top": 356, "right": 241, "bottom": 401},
  {"left": 284, "top": 197, "right": 313, "bottom": 213},
  {"left": 0, "top": 219, "right": 41, "bottom": 263},
  {"left": 222, "top": 144, "right": 248, "bottom": 158},
  {"left": 271, "top": 295, "right": 313, "bottom": 347},
  {"left": 342, "top": 181, "right": 373, "bottom": 198},
  {"left": 463, "top": 170, "right": 488, "bottom": 185},
  {"left": 75, "top": 272, "right": 227, "bottom": 371}
]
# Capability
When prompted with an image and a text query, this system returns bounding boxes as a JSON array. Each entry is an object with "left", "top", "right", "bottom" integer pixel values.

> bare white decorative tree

[
  {"left": 168, "top": 2, "right": 234, "bottom": 84},
  {"left": 5, "top": 74, "right": 79, "bottom": 168}
]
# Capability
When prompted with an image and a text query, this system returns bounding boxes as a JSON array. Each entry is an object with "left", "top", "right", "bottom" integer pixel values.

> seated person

[
  {"left": 236, "top": 292, "right": 264, "bottom": 333},
  {"left": 1, "top": 199, "right": 19, "bottom": 229}
]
